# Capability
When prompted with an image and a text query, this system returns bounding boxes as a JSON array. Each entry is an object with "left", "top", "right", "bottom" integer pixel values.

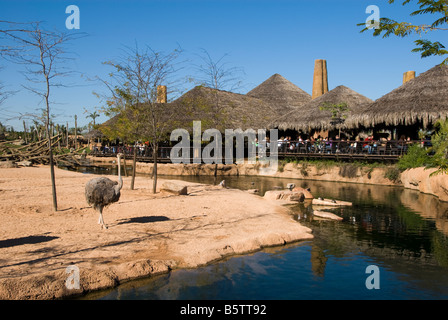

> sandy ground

[{"left": 0, "top": 165, "right": 313, "bottom": 299}]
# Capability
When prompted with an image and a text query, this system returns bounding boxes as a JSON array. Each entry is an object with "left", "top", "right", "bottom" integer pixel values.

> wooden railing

[{"left": 89, "top": 139, "right": 431, "bottom": 163}]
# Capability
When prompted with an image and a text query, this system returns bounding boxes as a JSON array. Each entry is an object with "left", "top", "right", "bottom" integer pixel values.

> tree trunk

[
  {"left": 122, "top": 148, "right": 128, "bottom": 177},
  {"left": 46, "top": 105, "right": 57, "bottom": 211},
  {"left": 49, "top": 141, "right": 58, "bottom": 211},
  {"left": 152, "top": 144, "right": 158, "bottom": 194},
  {"left": 23, "top": 120, "right": 28, "bottom": 144},
  {"left": 131, "top": 145, "right": 137, "bottom": 190}
]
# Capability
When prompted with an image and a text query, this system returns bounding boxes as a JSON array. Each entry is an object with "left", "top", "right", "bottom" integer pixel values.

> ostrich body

[{"left": 85, "top": 153, "right": 123, "bottom": 229}]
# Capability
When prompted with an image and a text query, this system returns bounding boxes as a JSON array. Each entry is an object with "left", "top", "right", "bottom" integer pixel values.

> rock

[
  {"left": 401, "top": 167, "right": 448, "bottom": 202},
  {"left": 292, "top": 187, "right": 314, "bottom": 199},
  {"left": 160, "top": 181, "right": 188, "bottom": 195},
  {"left": 312, "top": 198, "right": 352, "bottom": 206},
  {"left": 289, "top": 192, "right": 305, "bottom": 202},
  {"left": 16, "top": 160, "right": 33, "bottom": 167},
  {"left": 264, "top": 190, "right": 305, "bottom": 203},
  {"left": 313, "top": 210, "right": 343, "bottom": 221},
  {"left": 247, "top": 189, "right": 259, "bottom": 194}
]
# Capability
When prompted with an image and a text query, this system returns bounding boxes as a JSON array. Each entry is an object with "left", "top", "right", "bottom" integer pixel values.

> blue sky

[{"left": 0, "top": 0, "right": 444, "bottom": 130}]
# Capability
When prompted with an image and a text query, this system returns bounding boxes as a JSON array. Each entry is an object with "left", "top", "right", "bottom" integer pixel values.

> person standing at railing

[{"left": 363, "top": 135, "right": 373, "bottom": 154}]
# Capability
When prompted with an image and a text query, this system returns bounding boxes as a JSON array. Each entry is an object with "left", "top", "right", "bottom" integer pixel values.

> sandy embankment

[{"left": 0, "top": 166, "right": 313, "bottom": 299}]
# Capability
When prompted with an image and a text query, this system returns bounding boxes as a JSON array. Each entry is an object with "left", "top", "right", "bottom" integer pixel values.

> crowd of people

[
  {"left": 90, "top": 134, "right": 428, "bottom": 158},
  {"left": 277, "top": 134, "right": 426, "bottom": 155},
  {"left": 91, "top": 141, "right": 171, "bottom": 158}
]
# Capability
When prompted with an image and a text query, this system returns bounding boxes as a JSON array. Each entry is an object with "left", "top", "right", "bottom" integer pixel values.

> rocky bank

[{"left": 90, "top": 157, "right": 448, "bottom": 202}]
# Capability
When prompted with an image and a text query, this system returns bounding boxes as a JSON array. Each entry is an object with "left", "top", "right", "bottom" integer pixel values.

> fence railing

[
  {"left": 276, "top": 139, "right": 431, "bottom": 156},
  {"left": 89, "top": 139, "right": 431, "bottom": 161}
]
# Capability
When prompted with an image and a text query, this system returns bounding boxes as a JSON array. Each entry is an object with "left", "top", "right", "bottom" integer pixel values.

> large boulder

[
  {"left": 264, "top": 190, "right": 305, "bottom": 203},
  {"left": 160, "top": 181, "right": 188, "bottom": 195},
  {"left": 292, "top": 187, "right": 314, "bottom": 199},
  {"left": 313, "top": 210, "right": 343, "bottom": 221},
  {"left": 16, "top": 160, "right": 33, "bottom": 167}
]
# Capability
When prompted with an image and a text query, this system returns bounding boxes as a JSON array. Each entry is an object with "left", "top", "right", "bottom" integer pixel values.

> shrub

[
  {"left": 384, "top": 167, "right": 401, "bottom": 183},
  {"left": 338, "top": 163, "right": 358, "bottom": 178},
  {"left": 428, "top": 119, "right": 448, "bottom": 176},
  {"left": 300, "top": 162, "right": 309, "bottom": 177},
  {"left": 397, "top": 144, "right": 431, "bottom": 171}
]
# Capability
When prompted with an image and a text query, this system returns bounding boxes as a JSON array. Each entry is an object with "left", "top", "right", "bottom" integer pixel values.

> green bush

[
  {"left": 384, "top": 167, "right": 401, "bottom": 182},
  {"left": 428, "top": 119, "right": 448, "bottom": 176},
  {"left": 338, "top": 163, "right": 358, "bottom": 178},
  {"left": 397, "top": 144, "right": 431, "bottom": 171}
]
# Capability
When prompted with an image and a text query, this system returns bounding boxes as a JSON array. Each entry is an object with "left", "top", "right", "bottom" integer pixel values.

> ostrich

[{"left": 85, "top": 153, "right": 123, "bottom": 229}]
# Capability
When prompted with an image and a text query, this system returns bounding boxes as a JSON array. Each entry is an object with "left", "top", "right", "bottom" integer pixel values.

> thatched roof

[
  {"left": 170, "top": 85, "right": 277, "bottom": 131},
  {"left": 99, "top": 100, "right": 186, "bottom": 141},
  {"left": 348, "top": 64, "right": 448, "bottom": 128},
  {"left": 83, "top": 129, "right": 104, "bottom": 139},
  {"left": 99, "top": 85, "right": 277, "bottom": 139},
  {"left": 272, "top": 85, "right": 373, "bottom": 131},
  {"left": 246, "top": 74, "right": 311, "bottom": 112}
]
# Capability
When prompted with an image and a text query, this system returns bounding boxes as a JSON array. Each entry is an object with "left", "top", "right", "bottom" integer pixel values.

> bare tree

[
  {"left": 194, "top": 49, "right": 245, "bottom": 92},
  {"left": 193, "top": 49, "right": 245, "bottom": 127},
  {"left": 192, "top": 49, "right": 245, "bottom": 177},
  {"left": 101, "top": 43, "right": 185, "bottom": 193},
  {"left": 1, "top": 21, "right": 84, "bottom": 211}
]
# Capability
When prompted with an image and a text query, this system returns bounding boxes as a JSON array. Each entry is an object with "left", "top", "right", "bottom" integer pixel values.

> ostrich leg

[{"left": 98, "top": 207, "right": 108, "bottom": 229}]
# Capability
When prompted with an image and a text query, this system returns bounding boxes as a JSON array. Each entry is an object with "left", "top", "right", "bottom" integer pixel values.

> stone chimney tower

[
  {"left": 157, "top": 85, "right": 167, "bottom": 103},
  {"left": 403, "top": 71, "right": 415, "bottom": 84},
  {"left": 312, "top": 59, "right": 329, "bottom": 99}
]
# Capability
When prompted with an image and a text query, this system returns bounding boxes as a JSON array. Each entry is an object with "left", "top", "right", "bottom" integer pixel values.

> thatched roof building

[
  {"left": 169, "top": 85, "right": 277, "bottom": 131},
  {"left": 246, "top": 74, "right": 311, "bottom": 113},
  {"left": 272, "top": 85, "right": 373, "bottom": 132},
  {"left": 348, "top": 64, "right": 448, "bottom": 129},
  {"left": 83, "top": 129, "right": 104, "bottom": 140},
  {"left": 99, "top": 85, "right": 278, "bottom": 139}
]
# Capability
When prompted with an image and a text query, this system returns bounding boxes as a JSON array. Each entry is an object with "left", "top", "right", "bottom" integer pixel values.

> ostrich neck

[{"left": 116, "top": 156, "right": 123, "bottom": 191}]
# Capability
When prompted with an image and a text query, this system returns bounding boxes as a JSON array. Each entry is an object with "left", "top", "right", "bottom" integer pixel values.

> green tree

[
  {"left": 359, "top": 0, "right": 448, "bottom": 64},
  {"left": 428, "top": 119, "right": 448, "bottom": 175},
  {"left": 397, "top": 143, "right": 431, "bottom": 170},
  {"left": 85, "top": 110, "right": 100, "bottom": 128},
  {"left": 319, "top": 102, "right": 349, "bottom": 123}
]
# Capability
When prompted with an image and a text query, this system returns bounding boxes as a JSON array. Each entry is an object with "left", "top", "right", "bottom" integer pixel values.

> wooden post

[
  {"left": 66, "top": 122, "right": 69, "bottom": 148},
  {"left": 312, "top": 59, "right": 328, "bottom": 99},
  {"left": 131, "top": 145, "right": 137, "bottom": 190},
  {"left": 74, "top": 115, "right": 78, "bottom": 150},
  {"left": 56, "top": 124, "right": 61, "bottom": 150}
]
